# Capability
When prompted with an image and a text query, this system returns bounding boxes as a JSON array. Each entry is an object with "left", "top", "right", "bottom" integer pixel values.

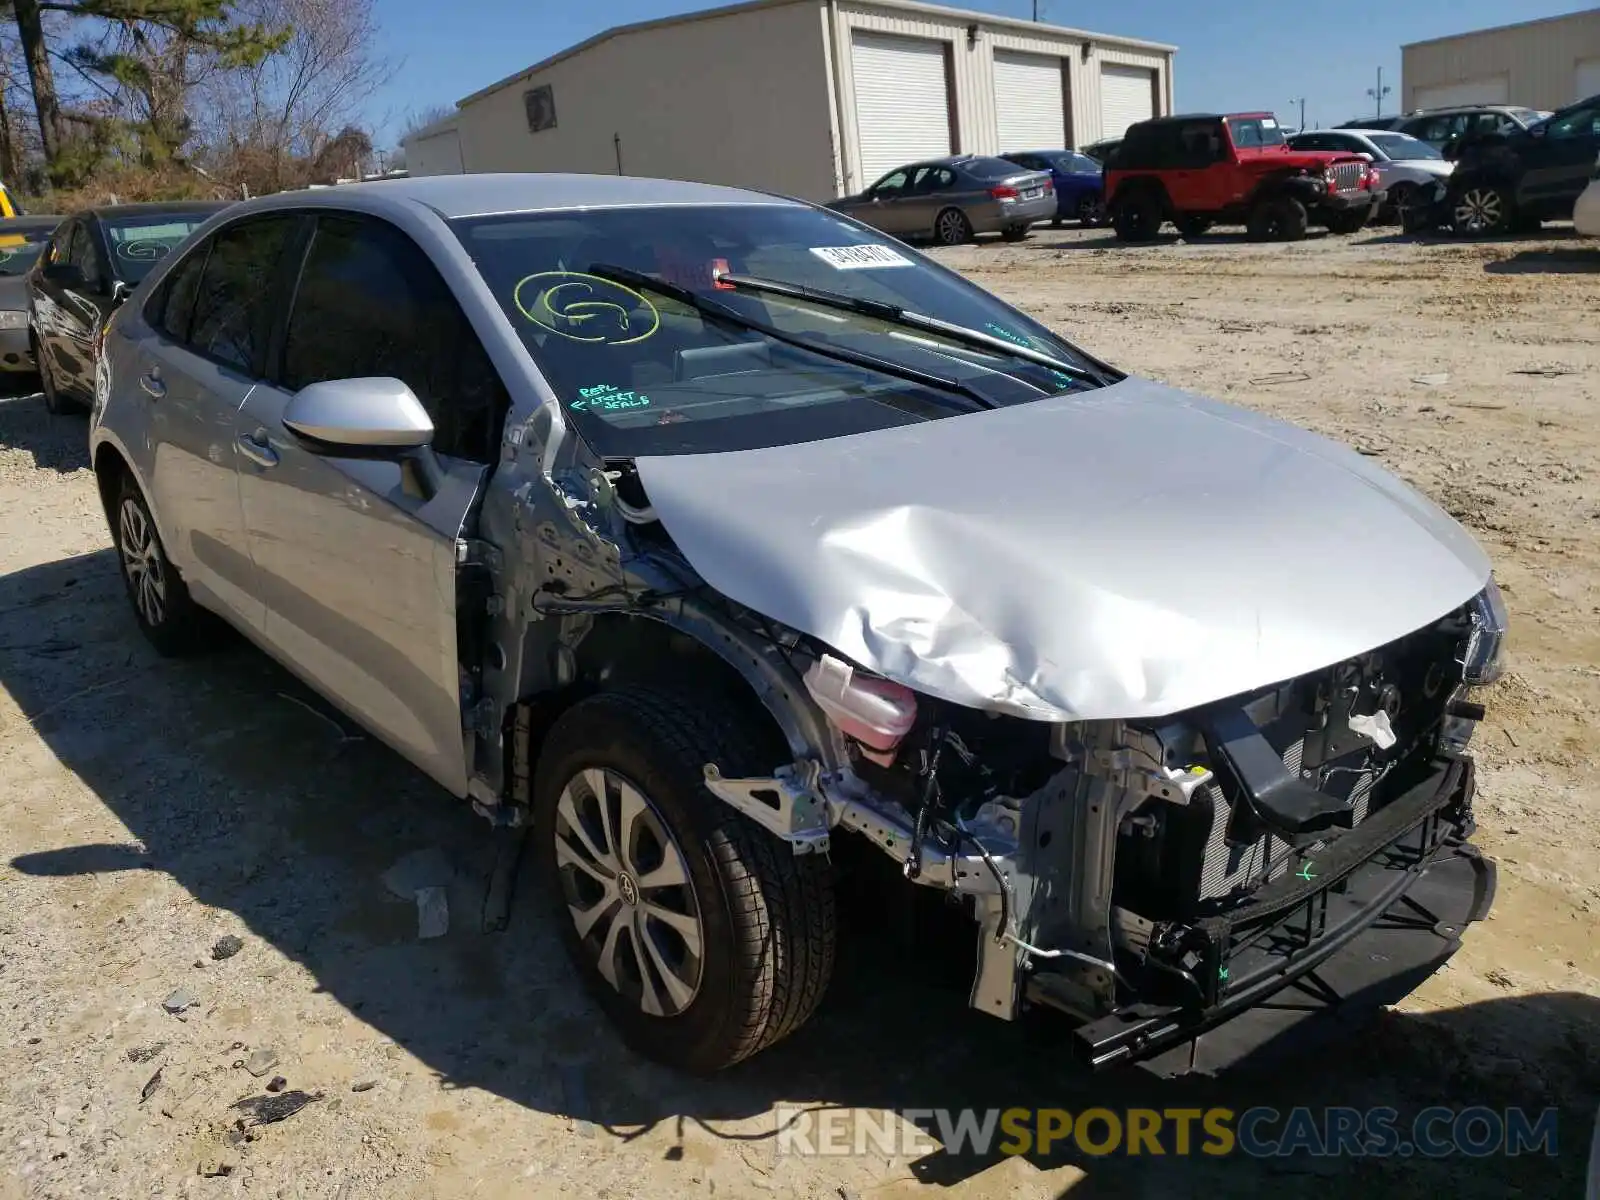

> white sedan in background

[
  {"left": 1575, "top": 153, "right": 1600, "bottom": 236},
  {"left": 1289, "top": 128, "right": 1454, "bottom": 224}
]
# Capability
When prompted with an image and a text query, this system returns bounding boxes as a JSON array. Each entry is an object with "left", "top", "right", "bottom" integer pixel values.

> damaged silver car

[{"left": 89, "top": 174, "right": 1506, "bottom": 1075}]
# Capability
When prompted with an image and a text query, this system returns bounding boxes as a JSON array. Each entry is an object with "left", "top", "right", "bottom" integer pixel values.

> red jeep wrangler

[{"left": 1105, "top": 112, "right": 1384, "bottom": 242}]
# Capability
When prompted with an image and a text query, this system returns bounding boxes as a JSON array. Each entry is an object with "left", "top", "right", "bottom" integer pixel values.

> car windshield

[
  {"left": 1227, "top": 116, "right": 1288, "bottom": 148},
  {"left": 103, "top": 214, "right": 212, "bottom": 282},
  {"left": 450, "top": 203, "right": 1097, "bottom": 457},
  {"left": 1046, "top": 152, "right": 1099, "bottom": 172},
  {"left": 0, "top": 225, "right": 55, "bottom": 276},
  {"left": 1509, "top": 107, "right": 1544, "bottom": 125},
  {"left": 1368, "top": 132, "right": 1443, "bottom": 160}
]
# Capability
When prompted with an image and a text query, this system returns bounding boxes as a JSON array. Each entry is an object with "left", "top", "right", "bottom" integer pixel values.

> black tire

[
  {"left": 1326, "top": 209, "right": 1369, "bottom": 235},
  {"left": 1111, "top": 190, "right": 1162, "bottom": 242},
  {"left": 1386, "top": 182, "right": 1419, "bottom": 227},
  {"left": 1174, "top": 215, "right": 1211, "bottom": 239},
  {"left": 532, "top": 686, "right": 836, "bottom": 1074},
  {"left": 1076, "top": 194, "right": 1105, "bottom": 227},
  {"left": 1451, "top": 181, "right": 1513, "bottom": 237},
  {"left": 36, "top": 336, "right": 80, "bottom": 415},
  {"left": 1000, "top": 223, "right": 1030, "bottom": 243},
  {"left": 933, "top": 207, "right": 973, "bottom": 246},
  {"left": 1247, "top": 195, "right": 1309, "bottom": 242},
  {"left": 110, "top": 472, "right": 209, "bottom": 656}
]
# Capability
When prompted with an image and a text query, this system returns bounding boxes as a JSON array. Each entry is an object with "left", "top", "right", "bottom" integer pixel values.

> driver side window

[
  {"left": 871, "top": 169, "right": 910, "bottom": 196},
  {"left": 1547, "top": 104, "right": 1600, "bottom": 139},
  {"left": 68, "top": 223, "right": 102, "bottom": 290}
]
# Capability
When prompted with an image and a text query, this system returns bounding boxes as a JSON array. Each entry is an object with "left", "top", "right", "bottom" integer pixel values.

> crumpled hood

[{"left": 633, "top": 376, "right": 1491, "bottom": 722}]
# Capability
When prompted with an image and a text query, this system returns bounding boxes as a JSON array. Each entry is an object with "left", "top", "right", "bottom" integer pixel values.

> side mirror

[
  {"left": 109, "top": 279, "right": 129, "bottom": 306},
  {"left": 43, "top": 261, "right": 87, "bottom": 290},
  {"left": 1528, "top": 125, "right": 1546, "bottom": 139},
  {"left": 282, "top": 377, "right": 442, "bottom": 497},
  {"left": 283, "top": 377, "right": 433, "bottom": 450}
]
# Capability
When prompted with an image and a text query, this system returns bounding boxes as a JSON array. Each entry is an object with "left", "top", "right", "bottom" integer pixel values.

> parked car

[
  {"left": 828, "top": 155, "right": 1054, "bottom": 244},
  {"left": 1405, "top": 93, "right": 1600, "bottom": 235},
  {"left": 1079, "top": 137, "right": 1122, "bottom": 165},
  {"left": 1391, "top": 104, "right": 1551, "bottom": 160},
  {"left": 27, "top": 200, "right": 228, "bottom": 413},
  {"left": 0, "top": 216, "right": 63, "bottom": 376},
  {"left": 999, "top": 149, "right": 1105, "bottom": 225},
  {"left": 92, "top": 173, "right": 1504, "bottom": 1077},
  {"left": 1574, "top": 152, "right": 1600, "bottom": 236},
  {"left": 1105, "top": 112, "right": 1383, "bottom": 242},
  {"left": 1288, "top": 129, "right": 1453, "bottom": 224},
  {"left": 1336, "top": 116, "right": 1404, "bottom": 132}
]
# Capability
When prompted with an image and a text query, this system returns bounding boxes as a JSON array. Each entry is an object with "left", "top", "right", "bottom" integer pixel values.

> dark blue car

[{"left": 998, "top": 149, "right": 1106, "bottom": 226}]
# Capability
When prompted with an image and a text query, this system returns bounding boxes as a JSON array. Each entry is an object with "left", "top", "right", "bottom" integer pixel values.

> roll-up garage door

[
  {"left": 1099, "top": 63, "right": 1155, "bottom": 139},
  {"left": 994, "top": 50, "right": 1066, "bottom": 150},
  {"left": 851, "top": 32, "right": 952, "bottom": 184},
  {"left": 1414, "top": 76, "right": 1509, "bottom": 110},
  {"left": 1576, "top": 58, "right": 1600, "bottom": 102}
]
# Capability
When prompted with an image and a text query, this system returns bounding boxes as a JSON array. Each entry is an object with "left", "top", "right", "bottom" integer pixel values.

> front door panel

[{"left": 234, "top": 383, "right": 483, "bottom": 796}]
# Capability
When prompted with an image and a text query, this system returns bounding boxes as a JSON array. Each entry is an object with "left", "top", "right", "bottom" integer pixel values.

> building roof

[
  {"left": 456, "top": 0, "right": 1176, "bottom": 108},
  {"left": 1401, "top": 7, "right": 1599, "bottom": 50},
  {"left": 249, "top": 172, "right": 802, "bottom": 220}
]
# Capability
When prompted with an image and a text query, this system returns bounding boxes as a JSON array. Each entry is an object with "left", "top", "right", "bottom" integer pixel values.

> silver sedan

[
  {"left": 827, "top": 154, "right": 1056, "bottom": 244},
  {"left": 89, "top": 173, "right": 1503, "bottom": 1079}
]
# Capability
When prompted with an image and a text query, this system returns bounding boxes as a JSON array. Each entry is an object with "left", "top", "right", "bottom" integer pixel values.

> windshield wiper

[
  {"left": 586, "top": 262, "right": 996, "bottom": 410},
  {"left": 712, "top": 270, "right": 1105, "bottom": 385}
]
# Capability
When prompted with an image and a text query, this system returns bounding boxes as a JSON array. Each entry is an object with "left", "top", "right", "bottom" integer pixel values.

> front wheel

[
  {"left": 1247, "top": 195, "right": 1309, "bottom": 242},
  {"left": 933, "top": 207, "right": 973, "bottom": 246},
  {"left": 1451, "top": 182, "right": 1513, "bottom": 236},
  {"left": 533, "top": 686, "right": 836, "bottom": 1074},
  {"left": 1076, "top": 194, "right": 1106, "bottom": 227},
  {"left": 1325, "top": 209, "right": 1369, "bottom": 235},
  {"left": 1000, "top": 223, "right": 1030, "bottom": 243},
  {"left": 1387, "top": 182, "right": 1420, "bottom": 227},
  {"left": 1174, "top": 215, "right": 1211, "bottom": 239},
  {"left": 36, "top": 336, "right": 80, "bottom": 415}
]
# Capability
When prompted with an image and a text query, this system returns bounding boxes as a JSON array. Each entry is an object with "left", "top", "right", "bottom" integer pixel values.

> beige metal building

[
  {"left": 1401, "top": 8, "right": 1600, "bottom": 113},
  {"left": 401, "top": 0, "right": 1175, "bottom": 202}
]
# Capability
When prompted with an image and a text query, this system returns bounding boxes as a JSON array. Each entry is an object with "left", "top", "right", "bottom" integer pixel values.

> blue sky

[{"left": 366, "top": 0, "right": 1579, "bottom": 146}]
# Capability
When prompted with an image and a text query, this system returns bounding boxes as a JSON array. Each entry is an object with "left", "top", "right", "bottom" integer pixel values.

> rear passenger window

[
  {"left": 188, "top": 216, "right": 296, "bottom": 374},
  {"left": 280, "top": 215, "right": 507, "bottom": 464}
]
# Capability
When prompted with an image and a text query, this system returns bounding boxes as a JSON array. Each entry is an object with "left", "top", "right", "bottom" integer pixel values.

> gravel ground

[{"left": 1, "top": 224, "right": 1597, "bottom": 1199}]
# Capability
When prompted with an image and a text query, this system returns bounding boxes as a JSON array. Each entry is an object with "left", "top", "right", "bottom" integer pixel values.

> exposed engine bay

[{"left": 461, "top": 391, "right": 1507, "bottom": 1072}]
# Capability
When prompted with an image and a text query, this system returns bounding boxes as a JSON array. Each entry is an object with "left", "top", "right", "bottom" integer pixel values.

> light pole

[
  {"left": 1290, "top": 97, "right": 1307, "bottom": 132},
  {"left": 1367, "top": 67, "right": 1392, "bottom": 118}
]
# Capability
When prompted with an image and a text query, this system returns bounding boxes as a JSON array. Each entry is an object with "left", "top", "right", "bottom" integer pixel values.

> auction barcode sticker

[{"left": 810, "top": 244, "right": 914, "bottom": 269}]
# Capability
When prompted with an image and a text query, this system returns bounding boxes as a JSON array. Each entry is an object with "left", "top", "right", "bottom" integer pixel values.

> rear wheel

[
  {"left": 36, "top": 336, "right": 81, "bottom": 415},
  {"left": 1247, "top": 195, "right": 1309, "bottom": 242},
  {"left": 1111, "top": 190, "right": 1162, "bottom": 242},
  {"left": 933, "top": 207, "right": 973, "bottom": 246},
  {"left": 1174, "top": 215, "right": 1211, "bottom": 239},
  {"left": 533, "top": 686, "right": 836, "bottom": 1074},
  {"left": 111, "top": 473, "right": 210, "bottom": 656},
  {"left": 1451, "top": 182, "right": 1513, "bottom": 236}
]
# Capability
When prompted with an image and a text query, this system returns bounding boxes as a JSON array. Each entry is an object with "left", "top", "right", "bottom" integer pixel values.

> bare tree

[
  {"left": 198, "top": 0, "right": 394, "bottom": 192},
  {"left": 399, "top": 102, "right": 453, "bottom": 140}
]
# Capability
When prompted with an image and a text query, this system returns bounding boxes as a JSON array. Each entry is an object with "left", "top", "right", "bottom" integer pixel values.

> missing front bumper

[{"left": 1034, "top": 754, "right": 1493, "bottom": 1073}]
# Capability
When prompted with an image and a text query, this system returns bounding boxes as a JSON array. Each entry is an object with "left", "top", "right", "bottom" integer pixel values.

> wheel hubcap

[
  {"left": 118, "top": 497, "right": 166, "bottom": 626},
  {"left": 1457, "top": 189, "right": 1501, "bottom": 232},
  {"left": 554, "top": 767, "right": 703, "bottom": 1018}
]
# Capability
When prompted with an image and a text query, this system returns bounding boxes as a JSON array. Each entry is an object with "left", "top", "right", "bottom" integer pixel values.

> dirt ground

[{"left": 2, "top": 225, "right": 1597, "bottom": 1199}]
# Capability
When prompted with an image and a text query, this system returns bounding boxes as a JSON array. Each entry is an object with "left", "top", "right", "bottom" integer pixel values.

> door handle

[
  {"left": 236, "top": 431, "right": 279, "bottom": 468},
  {"left": 139, "top": 372, "right": 165, "bottom": 399}
]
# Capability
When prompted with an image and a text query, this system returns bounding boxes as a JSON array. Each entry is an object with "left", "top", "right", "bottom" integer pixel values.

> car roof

[
  {"left": 86, "top": 200, "right": 232, "bottom": 220},
  {"left": 238, "top": 173, "right": 804, "bottom": 220},
  {"left": 0, "top": 215, "right": 65, "bottom": 231}
]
